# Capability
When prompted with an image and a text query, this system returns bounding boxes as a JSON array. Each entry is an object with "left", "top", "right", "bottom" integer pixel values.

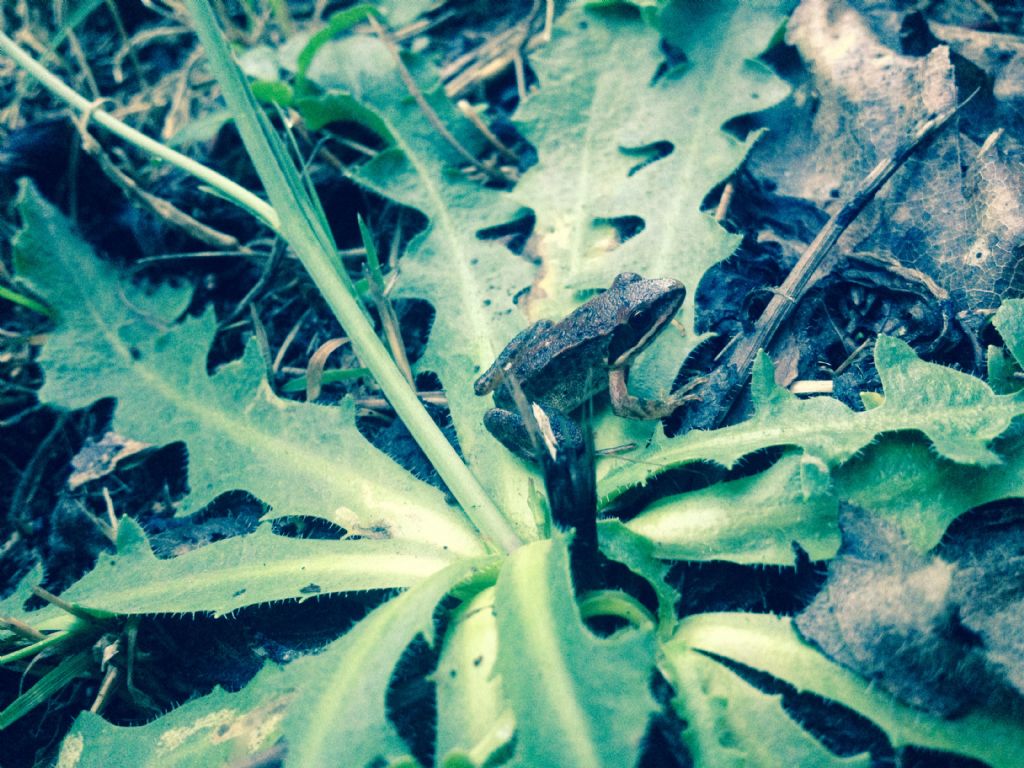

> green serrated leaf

[
  {"left": 625, "top": 452, "right": 840, "bottom": 565},
  {"left": 59, "top": 667, "right": 295, "bottom": 768},
  {"left": 493, "top": 534, "right": 657, "bottom": 766},
  {"left": 514, "top": 0, "right": 789, "bottom": 453},
  {"left": 54, "top": 518, "right": 461, "bottom": 617},
  {"left": 596, "top": 520, "right": 678, "bottom": 636},
  {"left": 278, "top": 562, "right": 478, "bottom": 766},
  {"left": 58, "top": 559, "right": 486, "bottom": 766},
  {"left": 516, "top": 1, "right": 788, "bottom": 363},
  {"left": 601, "top": 338, "right": 1024, "bottom": 502},
  {"left": 434, "top": 586, "right": 516, "bottom": 768},
  {"left": 669, "top": 613, "right": 1024, "bottom": 768},
  {"left": 994, "top": 298, "right": 1024, "bottom": 368},
  {"left": 835, "top": 431, "right": 1024, "bottom": 552},
  {"left": 662, "top": 640, "right": 871, "bottom": 768},
  {"left": 12, "top": 181, "right": 482, "bottom": 554}
]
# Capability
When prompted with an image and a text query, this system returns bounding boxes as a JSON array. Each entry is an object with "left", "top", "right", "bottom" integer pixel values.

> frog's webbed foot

[
  {"left": 608, "top": 368, "right": 707, "bottom": 420},
  {"left": 483, "top": 405, "right": 584, "bottom": 461}
]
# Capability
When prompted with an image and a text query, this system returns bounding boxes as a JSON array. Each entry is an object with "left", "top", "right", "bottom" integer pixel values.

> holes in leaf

[
  {"left": 270, "top": 515, "right": 349, "bottom": 541},
  {"left": 622, "top": 140, "right": 674, "bottom": 176},
  {"left": 145, "top": 490, "right": 264, "bottom": 558},
  {"left": 593, "top": 215, "right": 645, "bottom": 250},
  {"left": 721, "top": 112, "right": 760, "bottom": 141},
  {"left": 652, "top": 39, "right": 689, "bottom": 85},
  {"left": 390, "top": 298, "right": 435, "bottom": 367},
  {"left": 387, "top": 635, "right": 441, "bottom": 766},
  {"left": 476, "top": 211, "right": 538, "bottom": 261},
  {"left": 476, "top": 211, "right": 536, "bottom": 255}
]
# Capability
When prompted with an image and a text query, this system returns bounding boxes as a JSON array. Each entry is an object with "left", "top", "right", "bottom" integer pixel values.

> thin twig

[
  {"left": 357, "top": 391, "right": 447, "bottom": 409},
  {"left": 73, "top": 108, "right": 241, "bottom": 248},
  {"left": 714, "top": 181, "right": 735, "bottom": 222},
  {"left": 272, "top": 308, "right": 310, "bottom": 374},
  {"left": 367, "top": 15, "right": 511, "bottom": 185},
  {"left": 104, "top": 0, "right": 150, "bottom": 85},
  {"left": 60, "top": 25, "right": 101, "bottom": 99},
  {"left": 89, "top": 665, "right": 120, "bottom": 714},
  {"left": 676, "top": 103, "right": 961, "bottom": 433},
  {"left": 512, "top": 0, "right": 543, "bottom": 103},
  {"left": 220, "top": 240, "right": 283, "bottom": 327},
  {"left": 30, "top": 586, "right": 97, "bottom": 622},
  {"left": 0, "top": 616, "right": 46, "bottom": 642},
  {"left": 833, "top": 335, "right": 873, "bottom": 377},
  {"left": 162, "top": 46, "right": 203, "bottom": 140},
  {"left": 101, "top": 486, "right": 119, "bottom": 541},
  {"left": 457, "top": 99, "right": 518, "bottom": 163}
]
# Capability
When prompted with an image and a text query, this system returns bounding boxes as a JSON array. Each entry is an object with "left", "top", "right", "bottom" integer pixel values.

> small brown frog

[{"left": 474, "top": 272, "right": 694, "bottom": 458}]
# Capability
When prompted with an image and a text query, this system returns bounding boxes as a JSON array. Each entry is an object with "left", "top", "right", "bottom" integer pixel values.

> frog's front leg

[
  {"left": 483, "top": 405, "right": 584, "bottom": 461},
  {"left": 607, "top": 367, "right": 702, "bottom": 420}
]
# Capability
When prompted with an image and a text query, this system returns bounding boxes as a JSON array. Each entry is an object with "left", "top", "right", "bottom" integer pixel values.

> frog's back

[{"left": 516, "top": 306, "right": 615, "bottom": 410}]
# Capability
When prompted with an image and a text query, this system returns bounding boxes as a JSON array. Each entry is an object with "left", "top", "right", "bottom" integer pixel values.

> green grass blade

[{"left": 181, "top": 0, "right": 520, "bottom": 553}]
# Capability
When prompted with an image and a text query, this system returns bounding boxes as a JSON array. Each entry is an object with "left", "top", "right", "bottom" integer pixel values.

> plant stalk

[{"left": 0, "top": 13, "right": 523, "bottom": 553}]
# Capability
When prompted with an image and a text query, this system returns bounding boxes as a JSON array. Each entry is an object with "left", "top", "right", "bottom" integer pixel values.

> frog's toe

[{"left": 669, "top": 375, "right": 708, "bottom": 405}]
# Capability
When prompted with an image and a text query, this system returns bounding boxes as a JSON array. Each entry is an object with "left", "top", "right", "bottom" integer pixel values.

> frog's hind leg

[{"left": 483, "top": 405, "right": 583, "bottom": 461}]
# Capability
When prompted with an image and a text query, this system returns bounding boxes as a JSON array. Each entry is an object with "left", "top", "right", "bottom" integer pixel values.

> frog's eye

[{"left": 629, "top": 307, "right": 657, "bottom": 330}]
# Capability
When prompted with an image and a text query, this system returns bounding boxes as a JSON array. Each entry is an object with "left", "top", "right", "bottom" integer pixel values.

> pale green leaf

[
  {"left": 516, "top": 1, "right": 789, "bottom": 377},
  {"left": 58, "top": 559, "right": 486, "bottom": 767},
  {"left": 493, "top": 534, "right": 657, "bottom": 766},
  {"left": 513, "top": 0, "right": 789, "bottom": 453},
  {"left": 625, "top": 452, "right": 840, "bottom": 565},
  {"left": 994, "top": 298, "right": 1024, "bottom": 369},
  {"left": 56, "top": 518, "right": 461, "bottom": 617},
  {"left": 12, "top": 181, "right": 482, "bottom": 554},
  {"left": 278, "top": 561, "right": 482, "bottom": 767},
  {"left": 307, "top": 32, "right": 538, "bottom": 532},
  {"left": 434, "top": 586, "right": 515, "bottom": 768},
  {"left": 596, "top": 520, "right": 679, "bottom": 636},
  {"left": 59, "top": 667, "right": 295, "bottom": 768},
  {"left": 600, "top": 338, "right": 1024, "bottom": 503},
  {"left": 835, "top": 432, "right": 1024, "bottom": 552},
  {"left": 988, "top": 344, "right": 1022, "bottom": 395},
  {"left": 302, "top": 1, "right": 789, "bottom": 527},
  {"left": 670, "top": 612, "right": 1024, "bottom": 767}
]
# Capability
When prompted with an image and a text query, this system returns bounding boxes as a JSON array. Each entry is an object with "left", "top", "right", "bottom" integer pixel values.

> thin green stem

[
  {"left": 0, "top": 284, "right": 51, "bottom": 315},
  {"left": 182, "top": 0, "right": 520, "bottom": 553},
  {"left": 0, "top": 31, "right": 278, "bottom": 232},
  {"left": 0, "top": 631, "right": 71, "bottom": 665}
]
